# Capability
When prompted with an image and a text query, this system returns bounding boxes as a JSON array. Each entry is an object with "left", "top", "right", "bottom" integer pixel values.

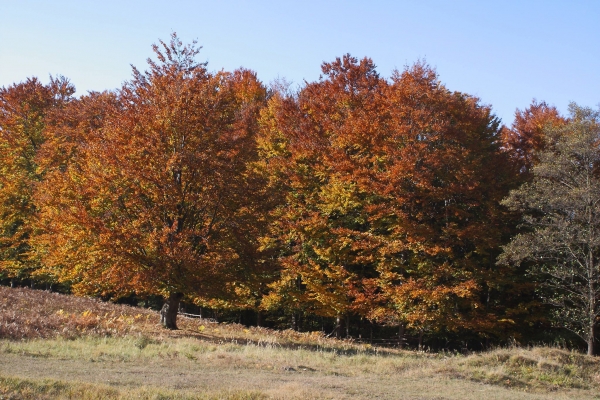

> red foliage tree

[
  {"left": 368, "top": 63, "right": 516, "bottom": 345},
  {"left": 259, "top": 58, "right": 517, "bottom": 343},
  {"left": 34, "top": 34, "right": 269, "bottom": 329},
  {"left": 500, "top": 100, "right": 566, "bottom": 173}
]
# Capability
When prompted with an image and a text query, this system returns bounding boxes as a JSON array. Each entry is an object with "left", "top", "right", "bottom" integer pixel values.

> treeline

[{"left": 1, "top": 35, "right": 598, "bottom": 354}]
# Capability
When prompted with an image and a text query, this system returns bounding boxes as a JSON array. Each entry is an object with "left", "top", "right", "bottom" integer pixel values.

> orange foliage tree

[
  {"left": 34, "top": 34, "right": 269, "bottom": 328},
  {"left": 259, "top": 57, "right": 517, "bottom": 343},
  {"left": 500, "top": 100, "right": 566, "bottom": 173},
  {"left": 367, "top": 63, "right": 517, "bottom": 345},
  {"left": 257, "top": 55, "right": 388, "bottom": 334},
  {"left": 0, "top": 41, "right": 562, "bottom": 344},
  {"left": 0, "top": 77, "right": 74, "bottom": 285}
]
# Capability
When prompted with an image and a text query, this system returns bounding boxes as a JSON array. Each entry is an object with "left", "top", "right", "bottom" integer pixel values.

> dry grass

[
  {"left": 0, "top": 375, "right": 267, "bottom": 399},
  {"left": 0, "top": 286, "right": 159, "bottom": 339},
  {"left": 1, "top": 286, "right": 600, "bottom": 399},
  {"left": 0, "top": 286, "right": 367, "bottom": 352},
  {"left": 456, "top": 346, "right": 600, "bottom": 391}
]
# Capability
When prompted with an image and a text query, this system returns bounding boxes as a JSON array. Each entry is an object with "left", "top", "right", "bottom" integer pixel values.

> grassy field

[{"left": 1, "top": 286, "right": 599, "bottom": 399}]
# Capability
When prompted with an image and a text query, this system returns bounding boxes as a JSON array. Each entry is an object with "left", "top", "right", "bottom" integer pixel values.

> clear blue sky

[{"left": 1, "top": 1, "right": 598, "bottom": 125}]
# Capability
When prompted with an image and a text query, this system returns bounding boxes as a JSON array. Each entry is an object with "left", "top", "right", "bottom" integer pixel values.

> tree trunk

[
  {"left": 588, "top": 323, "right": 596, "bottom": 356},
  {"left": 398, "top": 323, "right": 405, "bottom": 349},
  {"left": 10, "top": 279, "right": 14, "bottom": 288},
  {"left": 291, "top": 313, "right": 298, "bottom": 331},
  {"left": 418, "top": 330, "right": 424, "bottom": 351},
  {"left": 160, "top": 292, "right": 183, "bottom": 330},
  {"left": 346, "top": 314, "right": 351, "bottom": 338},
  {"left": 256, "top": 310, "right": 262, "bottom": 327},
  {"left": 335, "top": 314, "right": 342, "bottom": 339},
  {"left": 358, "top": 317, "right": 362, "bottom": 339}
]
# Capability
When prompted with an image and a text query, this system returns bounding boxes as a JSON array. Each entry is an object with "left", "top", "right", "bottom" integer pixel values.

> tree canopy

[
  {"left": 0, "top": 35, "right": 597, "bottom": 352},
  {"left": 499, "top": 104, "right": 600, "bottom": 355},
  {"left": 0, "top": 76, "right": 74, "bottom": 285},
  {"left": 33, "top": 34, "right": 270, "bottom": 328},
  {"left": 257, "top": 56, "right": 518, "bottom": 341}
]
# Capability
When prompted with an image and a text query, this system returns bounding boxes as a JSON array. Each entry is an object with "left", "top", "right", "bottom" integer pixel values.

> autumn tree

[
  {"left": 360, "top": 63, "right": 519, "bottom": 346},
  {"left": 35, "top": 34, "right": 269, "bottom": 329},
  {"left": 0, "top": 76, "right": 74, "bottom": 286},
  {"left": 499, "top": 104, "right": 600, "bottom": 356},
  {"left": 258, "top": 57, "right": 516, "bottom": 343},
  {"left": 31, "top": 90, "right": 119, "bottom": 289},
  {"left": 490, "top": 100, "right": 569, "bottom": 342},
  {"left": 257, "top": 55, "right": 388, "bottom": 334},
  {"left": 500, "top": 100, "right": 566, "bottom": 173}
]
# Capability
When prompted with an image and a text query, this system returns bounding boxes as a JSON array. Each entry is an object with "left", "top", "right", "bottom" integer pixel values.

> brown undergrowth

[
  {"left": 0, "top": 286, "right": 366, "bottom": 352},
  {"left": 0, "top": 286, "right": 159, "bottom": 339}
]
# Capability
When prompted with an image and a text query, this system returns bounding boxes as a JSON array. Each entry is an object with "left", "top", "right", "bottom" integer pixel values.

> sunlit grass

[
  {"left": 3, "top": 334, "right": 599, "bottom": 393},
  {"left": 0, "top": 375, "right": 268, "bottom": 400}
]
